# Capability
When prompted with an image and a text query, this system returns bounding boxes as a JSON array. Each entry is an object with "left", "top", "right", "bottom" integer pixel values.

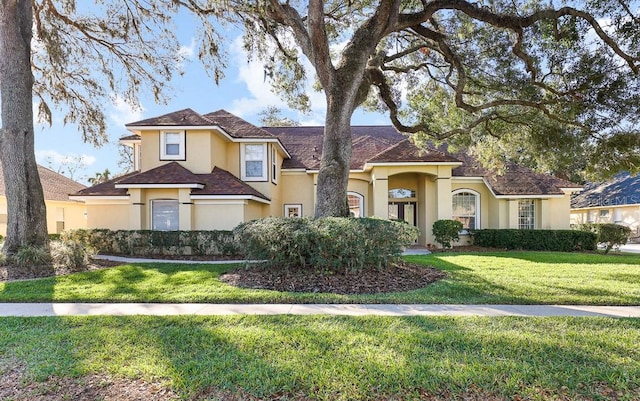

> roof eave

[
  {"left": 115, "top": 183, "right": 204, "bottom": 189},
  {"left": 190, "top": 194, "right": 271, "bottom": 204}
]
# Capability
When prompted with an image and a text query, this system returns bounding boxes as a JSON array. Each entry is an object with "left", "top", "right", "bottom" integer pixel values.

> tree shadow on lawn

[{"left": 2, "top": 316, "right": 640, "bottom": 400}]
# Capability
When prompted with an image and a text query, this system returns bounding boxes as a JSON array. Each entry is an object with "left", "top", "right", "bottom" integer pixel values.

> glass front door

[{"left": 388, "top": 201, "right": 417, "bottom": 226}]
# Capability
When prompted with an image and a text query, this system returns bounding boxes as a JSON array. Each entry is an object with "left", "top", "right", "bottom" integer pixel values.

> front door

[{"left": 388, "top": 201, "right": 417, "bottom": 226}]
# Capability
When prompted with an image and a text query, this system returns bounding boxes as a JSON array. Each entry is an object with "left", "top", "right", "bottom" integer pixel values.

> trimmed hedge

[
  {"left": 234, "top": 217, "right": 419, "bottom": 272},
  {"left": 473, "top": 229, "right": 597, "bottom": 252},
  {"left": 61, "top": 229, "right": 240, "bottom": 257}
]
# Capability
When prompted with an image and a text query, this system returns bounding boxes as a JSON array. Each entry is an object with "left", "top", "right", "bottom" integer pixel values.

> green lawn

[
  {"left": 1, "top": 251, "right": 640, "bottom": 304},
  {"left": 1, "top": 315, "right": 638, "bottom": 400}
]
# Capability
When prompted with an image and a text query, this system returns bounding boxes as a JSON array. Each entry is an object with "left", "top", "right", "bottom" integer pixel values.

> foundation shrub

[
  {"left": 432, "top": 219, "right": 463, "bottom": 248},
  {"left": 578, "top": 223, "right": 631, "bottom": 253},
  {"left": 11, "top": 245, "right": 51, "bottom": 267},
  {"left": 473, "top": 229, "right": 597, "bottom": 251},
  {"left": 50, "top": 240, "right": 96, "bottom": 272},
  {"left": 234, "top": 217, "right": 419, "bottom": 272},
  {"left": 61, "top": 229, "right": 239, "bottom": 257}
]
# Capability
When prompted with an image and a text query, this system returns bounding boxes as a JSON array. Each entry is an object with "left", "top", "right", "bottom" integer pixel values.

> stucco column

[
  {"left": 372, "top": 167, "right": 389, "bottom": 218},
  {"left": 129, "top": 188, "right": 144, "bottom": 230},
  {"left": 540, "top": 199, "right": 550, "bottom": 229},
  {"left": 179, "top": 188, "right": 193, "bottom": 230},
  {"left": 507, "top": 199, "right": 519, "bottom": 229},
  {"left": 435, "top": 168, "right": 452, "bottom": 220}
]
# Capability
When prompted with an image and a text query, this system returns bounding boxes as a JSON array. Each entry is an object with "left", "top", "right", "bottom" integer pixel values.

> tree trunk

[
  {"left": 0, "top": 0, "right": 49, "bottom": 255},
  {"left": 315, "top": 74, "right": 363, "bottom": 218}
]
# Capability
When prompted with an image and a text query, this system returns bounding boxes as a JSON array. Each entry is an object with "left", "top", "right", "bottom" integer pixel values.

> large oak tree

[
  {"left": 184, "top": 0, "right": 640, "bottom": 216},
  {"left": 0, "top": 0, "right": 220, "bottom": 255}
]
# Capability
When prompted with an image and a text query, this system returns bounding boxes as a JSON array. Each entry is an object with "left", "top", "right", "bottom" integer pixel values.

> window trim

[
  {"left": 518, "top": 199, "right": 536, "bottom": 230},
  {"left": 241, "top": 143, "right": 268, "bottom": 181},
  {"left": 151, "top": 199, "right": 180, "bottom": 231},
  {"left": 348, "top": 191, "right": 364, "bottom": 217},
  {"left": 271, "top": 145, "right": 278, "bottom": 184},
  {"left": 284, "top": 204, "right": 302, "bottom": 218},
  {"left": 451, "top": 188, "right": 480, "bottom": 231},
  {"left": 159, "top": 130, "right": 186, "bottom": 161}
]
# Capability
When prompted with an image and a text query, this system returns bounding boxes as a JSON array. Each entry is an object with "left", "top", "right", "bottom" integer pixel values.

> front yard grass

[
  {"left": 1, "top": 251, "right": 639, "bottom": 304},
  {"left": 1, "top": 315, "right": 639, "bottom": 400}
]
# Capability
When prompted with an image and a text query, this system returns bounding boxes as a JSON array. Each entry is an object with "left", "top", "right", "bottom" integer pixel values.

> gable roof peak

[{"left": 126, "top": 108, "right": 214, "bottom": 127}]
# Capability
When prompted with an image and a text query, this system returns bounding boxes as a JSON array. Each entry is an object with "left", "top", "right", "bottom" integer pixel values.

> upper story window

[
  {"left": 518, "top": 199, "right": 536, "bottom": 229},
  {"left": 160, "top": 130, "right": 185, "bottom": 160},
  {"left": 452, "top": 189, "right": 480, "bottom": 230},
  {"left": 241, "top": 143, "right": 268, "bottom": 181}
]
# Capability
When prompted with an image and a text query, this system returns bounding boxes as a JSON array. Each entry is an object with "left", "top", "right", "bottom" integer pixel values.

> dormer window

[
  {"left": 160, "top": 130, "right": 185, "bottom": 160},
  {"left": 241, "top": 143, "right": 267, "bottom": 181}
]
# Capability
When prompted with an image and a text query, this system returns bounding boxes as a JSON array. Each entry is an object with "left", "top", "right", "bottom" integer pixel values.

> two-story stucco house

[{"left": 71, "top": 108, "right": 582, "bottom": 246}]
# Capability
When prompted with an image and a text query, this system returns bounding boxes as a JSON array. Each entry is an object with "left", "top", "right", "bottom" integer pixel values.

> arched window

[
  {"left": 347, "top": 192, "right": 364, "bottom": 217},
  {"left": 452, "top": 189, "right": 480, "bottom": 230}
]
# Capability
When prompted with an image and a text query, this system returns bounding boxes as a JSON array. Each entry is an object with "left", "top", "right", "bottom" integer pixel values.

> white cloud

[
  {"left": 227, "top": 36, "right": 327, "bottom": 123},
  {"left": 109, "top": 95, "right": 144, "bottom": 127},
  {"left": 179, "top": 38, "right": 196, "bottom": 60},
  {"left": 35, "top": 149, "right": 96, "bottom": 168}
]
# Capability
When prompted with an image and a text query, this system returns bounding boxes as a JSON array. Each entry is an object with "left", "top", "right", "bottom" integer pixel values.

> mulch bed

[{"left": 220, "top": 261, "right": 447, "bottom": 295}]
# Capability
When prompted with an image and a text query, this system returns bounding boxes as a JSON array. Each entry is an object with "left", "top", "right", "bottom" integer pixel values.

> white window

[
  {"left": 348, "top": 192, "right": 364, "bottom": 217},
  {"left": 271, "top": 146, "right": 278, "bottom": 184},
  {"left": 284, "top": 204, "right": 302, "bottom": 218},
  {"left": 452, "top": 190, "right": 480, "bottom": 230},
  {"left": 160, "top": 131, "right": 185, "bottom": 160},
  {"left": 600, "top": 209, "right": 610, "bottom": 218},
  {"left": 241, "top": 144, "right": 267, "bottom": 181},
  {"left": 152, "top": 200, "right": 179, "bottom": 231},
  {"left": 518, "top": 199, "right": 535, "bottom": 229}
]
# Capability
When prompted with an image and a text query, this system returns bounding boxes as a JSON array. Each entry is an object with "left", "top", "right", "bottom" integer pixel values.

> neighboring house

[
  {"left": 0, "top": 165, "right": 87, "bottom": 235},
  {"left": 70, "top": 108, "right": 582, "bottom": 246},
  {"left": 570, "top": 172, "right": 640, "bottom": 236}
]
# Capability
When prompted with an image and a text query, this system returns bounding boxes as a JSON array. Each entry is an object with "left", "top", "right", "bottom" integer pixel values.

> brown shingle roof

[
  {"left": 126, "top": 108, "right": 213, "bottom": 127},
  {"left": 0, "top": 165, "right": 86, "bottom": 201},
  {"left": 367, "top": 139, "right": 461, "bottom": 164},
  {"left": 73, "top": 164, "right": 269, "bottom": 201},
  {"left": 117, "top": 162, "right": 201, "bottom": 185},
  {"left": 203, "top": 109, "right": 275, "bottom": 138},
  {"left": 119, "top": 134, "right": 141, "bottom": 141},
  {"left": 74, "top": 172, "right": 135, "bottom": 197},
  {"left": 192, "top": 167, "right": 269, "bottom": 200},
  {"left": 450, "top": 152, "right": 581, "bottom": 196}
]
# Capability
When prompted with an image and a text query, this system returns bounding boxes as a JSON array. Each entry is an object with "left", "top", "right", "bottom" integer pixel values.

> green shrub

[
  {"left": 473, "top": 229, "right": 597, "bottom": 252},
  {"left": 578, "top": 223, "right": 631, "bottom": 254},
  {"left": 432, "top": 219, "right": 463, "bottom": 248},
  {"left": 61, "top": 229, "right": 240, "bottom": 257},
  {"left": 48, "top": 233, "right": 61, "bottom": 241},
  {"left": 11, "top": 245, "right": 51, "bottom": 267},
  {"left": 234, "top": 217, "right": 419, "bottom": 272},
  {"left": 50, "top": 240, "right": 96, "bottom": 271}
]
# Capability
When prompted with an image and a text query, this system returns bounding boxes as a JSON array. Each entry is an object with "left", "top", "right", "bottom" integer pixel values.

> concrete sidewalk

[{"left": 1, "top": 303, "right": 639, "bottom": 318}]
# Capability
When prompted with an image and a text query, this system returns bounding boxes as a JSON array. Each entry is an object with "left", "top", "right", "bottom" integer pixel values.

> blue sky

[{"left": 33, "top": 13, "right": 389, "bottom": 184}]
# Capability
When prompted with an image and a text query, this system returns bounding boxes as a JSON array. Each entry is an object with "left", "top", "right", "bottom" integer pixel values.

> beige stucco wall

[
  {"left": 140, "top": 129, "right": 215, "bottom": 174},
  {"left": 86, "top": 202, "right": 131, "bottom": 230},
  {"left": 211, "top": 129, "right": 229, "bottom": 171},
  {"left": 46, "top": 201, "right": 87, "bottom": 233},
  {"left": 0, "top": 198, "right": 87, "bottom": 235},
  {"left": 193, "top": 201, "right": 246, "bottom": 230},
  {"left": 280, "top": 171, "right": 315, "bottom": 217}
]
